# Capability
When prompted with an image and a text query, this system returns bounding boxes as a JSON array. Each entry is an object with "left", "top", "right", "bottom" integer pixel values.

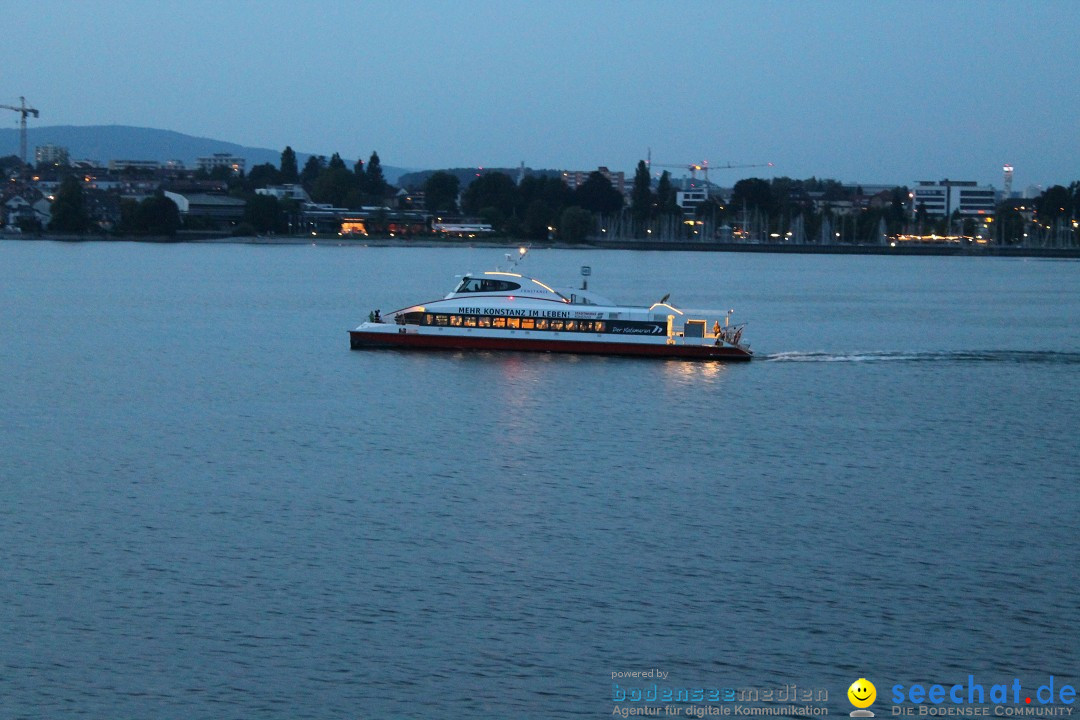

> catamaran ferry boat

[{"left": 349, "top": 265, "right": 752, "bottom": 361}]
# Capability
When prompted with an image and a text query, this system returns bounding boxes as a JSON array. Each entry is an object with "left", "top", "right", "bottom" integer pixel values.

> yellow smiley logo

[{"left": 848, "top": 678, "right": 876, "bottom": 708}]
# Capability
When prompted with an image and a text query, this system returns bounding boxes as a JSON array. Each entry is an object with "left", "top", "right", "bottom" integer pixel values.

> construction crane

[
  {"left": 0, "top": 96, "right": 40, "bottom": 166},
  {"left": 650, "top": 159, "right": 774, "bottom": 185}
]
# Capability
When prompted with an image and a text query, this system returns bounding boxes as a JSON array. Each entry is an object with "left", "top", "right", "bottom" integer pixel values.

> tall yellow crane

[{"left": 0, "top": 97, "right": 40, "bottom": 166}]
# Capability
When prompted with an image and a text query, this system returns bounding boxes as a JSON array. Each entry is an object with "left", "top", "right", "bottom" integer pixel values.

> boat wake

[{"left": 763, "top": 350, "right": 1080, "bottom": 365}]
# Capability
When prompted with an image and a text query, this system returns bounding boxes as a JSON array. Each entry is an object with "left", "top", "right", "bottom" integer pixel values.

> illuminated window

[
  {"left": 492, "top": 317, "right": 507, "bottom": 328},
  {"left": 580, "top": 321, "right": 593, "bottom": 332},
  {"left": 464, "top": 316, "right": 477, "bottom": 327},
  {"left": 565, "top": 320, "right": 577, "bottom": 331},
  {"left": 507, "top": 317, "right": 520, "bottom": 329},
  {"left": 595, "top": 322, "right": 605, "bottom": 332},
  {"left": 435, "top": 315, "right": 449, "bottom": 326},
  {"left": 521, "top": 318, "right": 535, "bottom": 329},
  {"left": 424, "top": 314, "right": 434, "bottom": 325},
  {"left": 536, "top": 318, "right": 549, "bottom": 330},
  {"left": 449, "top": 315, "right": 463, "bottom": 326},
  {"left": 550, "top": 320, "right": 564, "bottom": 331},
  {"left": 478, "top": 316, "right": 492, "bottom": 327}
]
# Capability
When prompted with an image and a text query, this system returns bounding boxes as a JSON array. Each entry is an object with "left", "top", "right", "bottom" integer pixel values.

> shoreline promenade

[{"left": 5, "top": 232, "right": 1078, "bottom": 258}]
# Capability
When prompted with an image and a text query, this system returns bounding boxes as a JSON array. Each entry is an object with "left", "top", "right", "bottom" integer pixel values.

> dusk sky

[{"left": 5, "top": 0, "right": 1079, "bottom": 189}]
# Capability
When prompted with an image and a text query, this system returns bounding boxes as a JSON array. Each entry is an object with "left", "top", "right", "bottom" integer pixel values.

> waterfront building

[
  {"left": 298, "top": 201, "right": 430, "bottom": 236},
  {"left": 433, "top": 221, "right": 494, "bottom": 237},
  {"left": 196, "top": 153, "right": 246, "bottom": 175},
  {"left": 912, "top": 179, "right": 996, "bottom": 217},
  {"left": 164, "top": 191, "right": 246, "bottom": 228}
]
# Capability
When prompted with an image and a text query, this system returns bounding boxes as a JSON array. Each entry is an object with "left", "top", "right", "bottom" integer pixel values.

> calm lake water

[{"left": 1, "top": 241, "right": 1077, "bottom": 719}]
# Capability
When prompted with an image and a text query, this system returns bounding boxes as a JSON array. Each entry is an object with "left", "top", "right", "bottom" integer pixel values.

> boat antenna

[
  {"left": 659, "top": 293, "right": 671, "bottom": 304},
  {"left": 503, "top": 245, "right": 529, "bottom": 271}
]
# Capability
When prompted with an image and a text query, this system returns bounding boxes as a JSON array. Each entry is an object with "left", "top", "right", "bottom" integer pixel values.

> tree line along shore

[{"left": 6, "top": 148, "right": 1080, "bottom": 250}]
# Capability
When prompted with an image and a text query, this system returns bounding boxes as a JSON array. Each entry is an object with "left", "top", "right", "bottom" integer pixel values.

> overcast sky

[{"left": 4, "top": 0, "right": 1078, "bottom": 188}]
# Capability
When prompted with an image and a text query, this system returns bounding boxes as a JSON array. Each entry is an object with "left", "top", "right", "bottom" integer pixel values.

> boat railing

[{"left": 712, "top": 323, "right": 746, "bottom": 347}]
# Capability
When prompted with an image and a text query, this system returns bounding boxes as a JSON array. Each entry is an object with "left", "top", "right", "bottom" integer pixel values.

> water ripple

[{"left": 764, "top": 349, "right": 1080, "bottom": 364}]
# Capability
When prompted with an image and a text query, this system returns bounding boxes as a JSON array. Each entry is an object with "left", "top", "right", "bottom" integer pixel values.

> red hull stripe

[{"left": 349, "top": 331, "right": 752, "bottom": 360}]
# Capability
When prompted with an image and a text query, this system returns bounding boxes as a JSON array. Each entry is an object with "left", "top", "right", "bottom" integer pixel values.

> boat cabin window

[
  {"left": 417, "top": 312, "right": 614, "bottom": 334},
  {"left": 455, "top": 277, "right": 521, "bottom": 293},
  {"left": 684, "top": 320, "right": 706, "bottom": 338}
]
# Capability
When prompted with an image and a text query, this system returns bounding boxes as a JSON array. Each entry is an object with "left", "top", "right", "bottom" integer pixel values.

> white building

[
  {"left": 912, "top": 180, "right": 997, "bottom": 218},
  {"left": 675, "top": 189, "right": 708, "bottom": 215},
  {"left": 197, "top": 153, "right": 246, "bottom": 175}
]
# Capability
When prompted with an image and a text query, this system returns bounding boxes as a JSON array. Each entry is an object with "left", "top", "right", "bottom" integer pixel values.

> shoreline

[{"left": 3, "top": 233, "right": 1078, "bottom": 258}]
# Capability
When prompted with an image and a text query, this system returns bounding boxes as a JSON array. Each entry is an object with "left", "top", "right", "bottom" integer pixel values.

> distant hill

[
  {"left": 398, "top": 167, "right": 566, "bottom": 190},
  {"left": 0, "top": 125, "right": 411, "bottom": 184}
]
